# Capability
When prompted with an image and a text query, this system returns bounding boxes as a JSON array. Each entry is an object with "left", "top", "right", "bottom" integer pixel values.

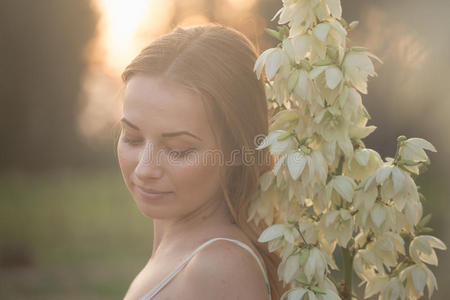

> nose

[{"left": 134, "top": 141, "right": 164, "bottom": 180}]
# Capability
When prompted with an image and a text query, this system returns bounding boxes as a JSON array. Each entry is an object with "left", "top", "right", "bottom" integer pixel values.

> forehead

[{"left": 123, "top": 75, "right": 215, "bottom": 141}]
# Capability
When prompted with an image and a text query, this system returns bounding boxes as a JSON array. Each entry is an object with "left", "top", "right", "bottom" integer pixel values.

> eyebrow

[{"left": 120, "top": 117, "right": 203, "bottom": 141}]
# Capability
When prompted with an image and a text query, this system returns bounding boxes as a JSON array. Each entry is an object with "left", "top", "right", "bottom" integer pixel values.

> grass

[{"left": 0, "top": 168, "right": 154, "bottom": 299}]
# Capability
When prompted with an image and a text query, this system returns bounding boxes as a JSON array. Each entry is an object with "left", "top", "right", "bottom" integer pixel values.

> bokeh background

[{"left": 0, "top": 0, "right": 448, "bottom": 299}]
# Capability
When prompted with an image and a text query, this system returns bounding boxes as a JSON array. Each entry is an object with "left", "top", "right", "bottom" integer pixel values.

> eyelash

[
  {"left": 121, "top": 137, "right": 195, "bottom": 158},
  {"left": 168, "top": 148, "right": 195, "bottom": 159}
]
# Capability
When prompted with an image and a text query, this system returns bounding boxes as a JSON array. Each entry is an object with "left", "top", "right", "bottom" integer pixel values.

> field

[{"left": 0, "top": 168, "right": 153, "bottom": 299}]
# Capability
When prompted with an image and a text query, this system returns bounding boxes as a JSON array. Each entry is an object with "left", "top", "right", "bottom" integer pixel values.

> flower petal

[
  {"left": 370, "top": 204, "right": 386, "bottom": 228},
  {"left": 325, "top": 66, "right": 342, "bottom": 90},
  {"left": 258, "top": 224, "right": 287, "bottom": 242},
  {"left": 333, "top": 176, "right": 355, "bottom": 202},
  {"left": 313, "top": 23, "right": 331, "bottom": 42},
  {"left": 287, "top": 151, "right": 307, "bottom": 180},
  {"left": 265, "top": 48, "right": 283, "bottom": 80}
]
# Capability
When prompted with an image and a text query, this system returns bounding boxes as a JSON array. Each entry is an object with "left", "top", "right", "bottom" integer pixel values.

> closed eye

[
  {"left": 122, "top": 137, "right": 195, "bottom": 157},
  {"left": 167, "top": 148, "right": 196, "bottom": 159},
  {"left": 122, "top": 137, "right": 143, "bottom": 145}
]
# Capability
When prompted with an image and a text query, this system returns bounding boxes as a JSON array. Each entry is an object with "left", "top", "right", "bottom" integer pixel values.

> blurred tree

[{"left": 0, "top": 0, "right": 98, "bottom": 172}]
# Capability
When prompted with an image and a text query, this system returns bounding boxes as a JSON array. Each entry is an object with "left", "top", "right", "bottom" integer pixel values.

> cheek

[
  {"left": 117, "top": 142, "right": 137, "bottom": 185},
  {"left": 174, "top": 161, "right": 222, "bottom": 202}
]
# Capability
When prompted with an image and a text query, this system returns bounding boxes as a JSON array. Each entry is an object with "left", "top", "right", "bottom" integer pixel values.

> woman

[{"left": 117, "top": 24, "right": 284, "bottom": 299}]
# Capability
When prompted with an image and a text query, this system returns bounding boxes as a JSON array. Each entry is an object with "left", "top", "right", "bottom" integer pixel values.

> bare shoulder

[{"left": 178, "top": 239, "right": 269, "bottom": 300}]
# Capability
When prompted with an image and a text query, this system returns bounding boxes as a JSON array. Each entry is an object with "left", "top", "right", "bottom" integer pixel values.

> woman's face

[{"left": 118, "top": 75, "right": 224, "bottom": 219}]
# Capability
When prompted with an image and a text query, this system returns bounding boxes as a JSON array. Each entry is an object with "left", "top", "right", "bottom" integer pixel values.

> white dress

[{"left": 138, "top": 237, "right": 272, "bottom": 300}]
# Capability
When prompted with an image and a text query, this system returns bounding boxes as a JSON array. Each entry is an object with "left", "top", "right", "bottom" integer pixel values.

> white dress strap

[{"left": 140, "top": 237, "right": 271, "bottom": 300}]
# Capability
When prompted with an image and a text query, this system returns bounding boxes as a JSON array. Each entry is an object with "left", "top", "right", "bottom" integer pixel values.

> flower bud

[
  {"left": 397, "top": 135, "right": 407, "bottom": 142},
  {"left": 349, "top": 20, "right": 359, "bottom": 30}
]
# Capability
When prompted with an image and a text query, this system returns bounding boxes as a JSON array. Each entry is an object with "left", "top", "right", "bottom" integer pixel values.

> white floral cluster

[{"left": 247, "top": 1, "right": 447, "bottom": 299}]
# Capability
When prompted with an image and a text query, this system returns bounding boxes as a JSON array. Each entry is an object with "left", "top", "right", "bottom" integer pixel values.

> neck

[{"left": 150, "top": 194, "right": 235, "bottom": 260}]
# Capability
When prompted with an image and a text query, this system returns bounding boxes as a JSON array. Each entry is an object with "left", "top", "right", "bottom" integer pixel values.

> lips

[{"left": 135, "top": 185, "right": 172, "bottom": 194}]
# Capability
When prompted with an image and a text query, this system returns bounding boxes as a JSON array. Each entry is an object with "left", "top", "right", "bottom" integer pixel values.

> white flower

[
  {"left": 309, "top": 66, "right": 343, "bottom": 108},
  {"left": 270, "top": 109, "right": 300, "bottom": 131},
  {"left": 344, "top": 148, "right": 383, "bottom": 181},
  {"left": 363, "top": 273, "right": 389, "bottom": 298},
  {"left": 319, "top": 139, "right": 335, "bottom": 164},
  {"left": 354, "top": 232, "right": 405, "bottom": 281},
  {"left": 280, "top": 287, "right": 309, "bottom": 300},
  {"left": 256, "top": 130, "right": 296, "bottom": 156},
  {"left": 272, "top": 0, "right": 321, "bottom": 36},
  {"left": 316, "top": 277, "right": 341, "bottom": 300},
  {"left": 363, "top": 164, "right": 407, "bottom": 197},
  {"left": 390, "top": 171, "right": 419, "bottom": 212},
  {"left": 369, "top": 203, "right": 394, "bottom": 232},
  {"left": 259, "top": 170, "right": 275, "bottom": 192},
  {"left": 290, "top": 33, "right": 312, "bottom": 63},
  {"left": 278, "top": 248, "right": 304, "bottom": 283},
  {"left": 310, "top": 65, "right": 343, "bottom": 90},
  {"left": 254, "top": 47, "right": 276, "bottom": 80},
  {"left": 379, "top": 277, "right": 407, "bottom": 300},
  {"left": 332, "top": 175, "right": 356, "bottom": 202},
  {"left": 403, "top": 196, "right": 423, "bottom": 230},
  {"left": 311, "top": 20, "right": 347, "bottom": 61},
  {"left": 281, "top": 286, "right": 340, "bottom": 300},
  {"left": 304, "top": 247, "right": 329, "bottom": 283},
  {"left": 358, "top": 163, "right": 425, "bottom": 233},
  {"left": 409, "top": 235, "right": 447, "bottom": 265},
  {"left": 362, "top": 274, "right": 407, "bottom": 300},
  {"left": 399, "top": 263, "right": 437, "bottom": 299},
  {"left": 294, "top": 69, "right": 315, "bottom": 104},
  {"left": 313, "top": 107, "right": 353, "bottom": 158},
  {"left": 342, "top": 50, "right": 382, "bottom": 94},
  {"left": 399, "top": 137, "right": 436, "bottom": 167},
  {"left": 314, "top": 288, "right": 341, "bottom": 300},
  {"left": 287, "top": 150, "right": 308, "bottom": 180},
  {"left": 272, "top": 74, "right": 292, "bottom": 105},
  {"left": 321, "top": 208, "right": 354, "bottom": 247},
  {"left": 371, "top": 232, "right": 405, "bottom": 268},
  {"left": 268, "top": 235, "right": 286, "bottom": 253},
  {"left": 354, "top": 249, "right": 382, "bottom": 281},
  {"left": 272, "top": 0, "right": 343, "bottom": 36},
  {"left": 278, "top": 149, "right": 328, "bottom": 191},
  {"left": 254, "top": 47, "right": 290, "bottom": 81},
  {"left": 247, "top": 184, "right": 278, "bottom": 226},
  {"left": 339, "top": 86, "right": 365, "bottom": 124},
  {"left": 298, "top": 219, "right": 320, "bottom": 244},
  {"left": 353, "top": 184, "right": 377, "bottom": 228},
  {"left": 258, "top": 222, "right": 300, "bottom": 245},
  {"left": 264, "top": 81, "right": 274, "bottom": 100},
  {"left": 309, "top": 150, "right": 329, "bottom": 184},
  {"left": 348, "top": 117, "right": 376, "bottom": 140},
  {"left": 316, "top": 175, "right": 355, "bottom": 212},
  {"left": 283, "top": 37, "right": 296, "bottom": 65},
  {"left": 323, "top": 0, "right": 342, "bottom": 19}
]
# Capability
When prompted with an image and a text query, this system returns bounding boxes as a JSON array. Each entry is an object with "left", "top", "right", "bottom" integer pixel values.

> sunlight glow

[
  {"left": 226, "top": 0, "right": 257, "bottom": 11},
  {"left": 78, "top": 0, "right": 175, "bottom": 140},
  {"left": 93, "top": 0, "right": 174, "bottom": 73},
  {"left": 178, "top": 14, "right": 210, "bottom": 27}
]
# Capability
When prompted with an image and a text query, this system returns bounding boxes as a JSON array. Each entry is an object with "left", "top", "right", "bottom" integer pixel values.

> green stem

[
  {"left": 296, "top": 223, "right": 309, "bottom": 246},
  {"left": 341, "top": 247, "right": 353, "bottom": 300},
  {"left": 335, "top": 155, "right": 345, "bottom": 176},
  {"left": 394, "top": 135, "right": 407, "bottom": 165},
  {"left": 293, "top": 132, "right": 303, "bottom": 146}
]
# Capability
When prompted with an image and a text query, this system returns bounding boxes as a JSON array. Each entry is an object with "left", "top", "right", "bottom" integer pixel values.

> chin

[
  {"left": 134, "top": 201, "right": 173, "bottom": 220},
  {"left": 137, "top": 207, "right": 165, "bottom": 219}
]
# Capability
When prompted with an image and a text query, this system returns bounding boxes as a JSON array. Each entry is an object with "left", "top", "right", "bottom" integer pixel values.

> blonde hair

[{"left": 121, "top": 23, "right": 286, "bottom": 299}]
